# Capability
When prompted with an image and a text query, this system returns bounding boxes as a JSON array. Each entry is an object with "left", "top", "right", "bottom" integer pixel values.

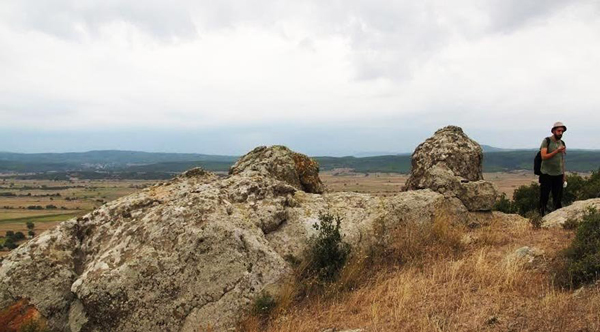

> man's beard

[{"left": 554, "top": 133, "right": 563, "bottom": 140}]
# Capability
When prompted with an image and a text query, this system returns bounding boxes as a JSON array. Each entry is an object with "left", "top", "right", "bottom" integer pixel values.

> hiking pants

[{"left": 539, "top": 173, "right": 563, "bottom": 216}]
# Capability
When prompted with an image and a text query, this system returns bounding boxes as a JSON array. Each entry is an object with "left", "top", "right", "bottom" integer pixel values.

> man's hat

[{"left": 551, "top": 121, "right": 567, "bottom": 132}]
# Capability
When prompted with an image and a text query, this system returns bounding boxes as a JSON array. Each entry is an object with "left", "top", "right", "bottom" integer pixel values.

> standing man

[{"left": 539, "top": 122, "right": 567, "bottom": 216}]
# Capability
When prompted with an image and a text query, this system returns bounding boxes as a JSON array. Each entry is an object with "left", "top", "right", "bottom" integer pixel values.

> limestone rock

[
  {"left": 405, "top": 125, "right": 483, "bottom": 188},
  {"left": 0, "top": 144, "right": 474, "bottom": 331},
  {"left": 403, "top": 125, "right": 498, "bottom": 211},
  {"left": 542, "top": 198, "right": 600, "bottom": 228},
  {"left": 505, "top": 246, "right": 545, "bottom": 267},
  {"left": 458, "top": 181, "right": 498, "bottom": 211},
  {"left": 229, "top": 145, "right": 324, "bottom": 194}
]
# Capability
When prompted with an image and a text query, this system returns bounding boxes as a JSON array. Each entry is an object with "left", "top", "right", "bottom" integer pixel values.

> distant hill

[
  {"left": 1, "top": 149, "right": 599, "bottom": 179},
  {"left": 0, "top": 150, "right": 237, "bottom": 166},
  {"left": 481, "top": 145, "right": 515, "bottom": 152}
]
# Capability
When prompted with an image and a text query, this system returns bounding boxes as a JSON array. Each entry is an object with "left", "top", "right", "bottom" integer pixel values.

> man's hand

[{"left": 558, "top": 146, "right": 566, "bottom": 153}]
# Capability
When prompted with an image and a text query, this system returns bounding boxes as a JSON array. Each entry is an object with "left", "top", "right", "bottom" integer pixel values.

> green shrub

[
  {"left": 302, "top": 212, "right": 351, "bottom": 284},
  {"left": 562, "top": 217, "right": 579, "bottom": 230},
  {"left": 4, "top": 238, "right": 17, "bottom": 250},
  {"left": 251, "top": 292, "right": 277, "bottom": 318},
  {"left": 512, "top": 183, "right": 540, "bottom": 216},
  {"left": 493, "top": 193, "right": 514, "bottom": 213},
  {"left": 555, "top": 208, "right": 600, "bottom": 287},
  {"left": 526, "top": 211, "right": 543, "bottom": 229}
]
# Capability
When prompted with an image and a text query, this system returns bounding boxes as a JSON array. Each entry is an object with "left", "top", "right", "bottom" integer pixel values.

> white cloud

[{"left": 0, "top": 0, "right": 599, "bottom": 152}]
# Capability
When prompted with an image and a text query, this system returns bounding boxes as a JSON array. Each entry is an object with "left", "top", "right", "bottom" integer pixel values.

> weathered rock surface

[
  {"left": 506, "top": 246, "right": 545, "bottom": 267},
  {"left": 0, "top": 145, "right": 476, "bottom": 332},
  {"left": 403, "top": 126, "right": 499, "bottom": 211},
  {"left": 229, "top": 145, "right": 324, "bottom": 194},
  {"left": 542, "top": 198, "right": 600, "bottom": 228}
]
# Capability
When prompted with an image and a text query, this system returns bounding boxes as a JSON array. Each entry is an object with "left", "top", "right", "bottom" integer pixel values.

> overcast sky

[{"left": 1, "top": 0, "right": 599, "bottom": 156}]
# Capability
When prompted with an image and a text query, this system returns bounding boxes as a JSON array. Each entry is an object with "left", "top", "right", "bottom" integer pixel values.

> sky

[{"left": 1, "top": 0, "right": 599, "bottom": 156}]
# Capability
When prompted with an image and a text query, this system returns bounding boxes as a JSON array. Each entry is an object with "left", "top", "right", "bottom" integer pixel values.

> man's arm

[{"left": 541, "top": 146, "right": 565, "bottom": 160}]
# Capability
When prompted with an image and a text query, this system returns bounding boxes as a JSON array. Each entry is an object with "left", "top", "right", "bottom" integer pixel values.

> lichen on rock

[
  {"left": 0, "top": 135, "right": 504, "bottom": 331},
  {"left": 403, "top": 125, "right": 498, "bottom": 211}
]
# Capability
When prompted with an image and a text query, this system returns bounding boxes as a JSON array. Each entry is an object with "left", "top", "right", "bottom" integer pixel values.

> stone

[
  {"left": 0, "top": 144, "right": 472, "bottom": 331},
  {"left": 505, "top": 246, "right": 545, "bottom": 267},
  {"left": 542, "top": 198, "right": 600, "bottom": 228},
  {"left": 403, "top": 125, "right": 498, "bottom": 211},
  {"left": 458, "top": 181, "right": 498, "bottom": 211},
  {"left": 229, "top": 145, "right": 324, "bottom": 194},
  {"left": 0, "top": 135, "right": 507, "bottom": 331},
  {"left": 405, "top": 125, "right": 484, "bottom": 189}
]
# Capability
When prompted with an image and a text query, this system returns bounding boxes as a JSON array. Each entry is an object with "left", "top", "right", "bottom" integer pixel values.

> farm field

[
  {"left": 320, "top": 170, "right": 539, "bottom": 197},
  {"left": 0, "top": 171, "right": 544, "bottom": 256},
  {"left": 0, "top": 178, "right": 155, "bottom": 256}
]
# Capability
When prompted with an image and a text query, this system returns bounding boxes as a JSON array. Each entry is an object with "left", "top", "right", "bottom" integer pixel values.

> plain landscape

[
  {"left": 1, "top": 143, "right": 599, "bottom": 332},
  {"left": 0, "top": 147, "right": 597, "bottom": 256}
]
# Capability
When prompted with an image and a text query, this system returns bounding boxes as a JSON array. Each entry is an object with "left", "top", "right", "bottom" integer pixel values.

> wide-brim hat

[{"left": 551, "top": 121, "right": 567, "bottom": 132}]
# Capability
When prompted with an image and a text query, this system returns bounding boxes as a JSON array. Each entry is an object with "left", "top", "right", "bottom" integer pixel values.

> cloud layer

[{"left": 1, "top": 0, "right": 599, "bottom": 154}]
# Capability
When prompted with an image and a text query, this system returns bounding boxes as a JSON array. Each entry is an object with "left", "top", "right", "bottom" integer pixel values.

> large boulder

[
  {"left": 229, "top": 145, "right": 324, "bottom": 194},
  {"left": 0, "top": 145, "right": 468, "bottom": 332},
  {"left": 404, "top": 126, "right": 498, "bottom": 211},
  {"left": 542, "top": 198, "right": 600, "bottom": 228}
]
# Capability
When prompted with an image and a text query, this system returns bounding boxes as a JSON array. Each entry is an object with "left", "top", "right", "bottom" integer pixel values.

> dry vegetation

[{"left": 240, "top": 212, "right": 600, "bottom": 332}]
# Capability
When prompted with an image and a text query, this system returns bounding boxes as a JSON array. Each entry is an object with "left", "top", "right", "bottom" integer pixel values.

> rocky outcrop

[
  {"left": 542, "top": 198, "right": 600, "bottom": 228},
  {"left": 229, "top": 145, "right": 324, "bottom": 194},
  {"left": 403, "top": 126, "right": 498, "bottom": 211},
  {"left": 0, "top": 144, "right": 476, "bottom": 332}
]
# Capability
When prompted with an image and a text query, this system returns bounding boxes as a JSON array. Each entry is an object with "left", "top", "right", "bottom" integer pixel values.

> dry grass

[{"left": 240, "top": 213, "right": 598, "bottom": 332}]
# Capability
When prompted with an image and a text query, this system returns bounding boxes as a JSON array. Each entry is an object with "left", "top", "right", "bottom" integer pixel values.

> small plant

[
  {"left": 526, "top": 211, "right": 543, "bottom": 229},
  {"left": 554, "top": 208, "right": 600, "bottom": 288},
  {"left": 251, "top": 292, "right": 277, "bottom": 319},
  {"left": 562, "top": 217, "right": 579, "bottom": 230},
  {"left": 302, "top": 212, "right": 351, "bottom": 284},
  {"left": 493, "top": 193, "right": 514, "bottom": 213}
]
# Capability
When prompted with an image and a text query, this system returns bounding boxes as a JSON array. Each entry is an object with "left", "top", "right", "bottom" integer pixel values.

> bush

[
  {"left": 4, "top": 238, "right": 17, "bottom": 250},
  {"left": 14, "top": 232, "right": 25, "bottom": 240},
  {"left": 562, "top": 217, "right": 579, "bottom": 230},
  {"left": 301, "top": 212, "right": 351, "bottom": 284},
  {"left": 251, "top": 292, "right": 277, "bottom": 318},
  {"left": 493, "top": 193, "right": 514, "bottom": 213},
  {"left": 512, "top": 183, "right": 540, "bottom": 216},
  {"left": 554, "top": 208, "right": 600, "bottom": 287},
  {"left": 26, "top": 221, "right": 35, "bottom": 230}
]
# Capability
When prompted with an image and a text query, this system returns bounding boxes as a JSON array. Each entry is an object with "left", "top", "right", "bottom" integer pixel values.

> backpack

[{"left": 534, "top": 137, "right": 565, "bottom": 175}]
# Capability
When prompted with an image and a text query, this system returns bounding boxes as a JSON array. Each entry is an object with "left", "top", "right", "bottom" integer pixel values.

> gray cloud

[{"left": 0, "top": 0, "right": 599, "bottom": 153}]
